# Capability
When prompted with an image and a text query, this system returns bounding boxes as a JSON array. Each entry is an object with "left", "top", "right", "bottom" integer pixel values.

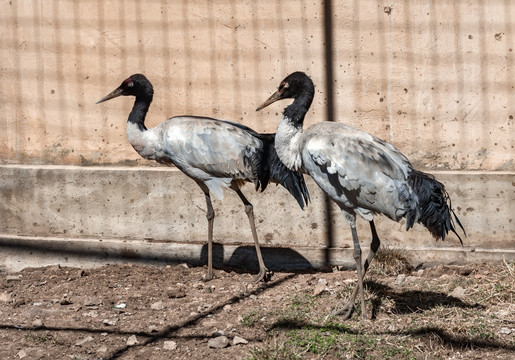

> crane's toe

[
  {"left": 202, "top": 269, "right": 215, "bottom": 282},
  {"left": 246, "top": 267, "right": 272, "bottom": 284},
  {"left": 332, "top": 298, "right": 359, "bottom": 320}
]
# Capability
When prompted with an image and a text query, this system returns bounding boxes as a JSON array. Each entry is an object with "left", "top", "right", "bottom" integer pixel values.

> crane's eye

[
  {"left": 279, "top": 81, "right": 289, "bottom": 91},
  {"left": 123, "top": 78, "right": 134, "bottom": 88}
]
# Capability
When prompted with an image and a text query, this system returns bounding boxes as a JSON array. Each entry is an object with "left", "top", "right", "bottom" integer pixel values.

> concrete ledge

[
  {"left": 0, "top": 165, "right": 514, "bottom": 272},
  {"left": 0, "top": 234, "right": 514, "bottom": 273}
]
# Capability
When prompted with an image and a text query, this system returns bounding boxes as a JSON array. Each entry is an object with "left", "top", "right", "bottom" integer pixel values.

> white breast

[
  {"left": 275, "top": 117, "right": 303, "bottom": 171},
  {"left": 126, "top": 122, "right": 164, "bottom": 161}
]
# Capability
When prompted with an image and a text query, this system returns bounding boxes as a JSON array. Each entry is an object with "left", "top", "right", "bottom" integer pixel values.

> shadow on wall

[
  {"left": 0, "top": 236, "right": 314, "bottom": 273},
  {"left": 199, "top": 243, "right": 314, "bottom": 273}
]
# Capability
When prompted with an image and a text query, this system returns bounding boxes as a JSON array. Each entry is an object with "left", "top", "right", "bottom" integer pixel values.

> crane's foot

[
  {"left": 246, "top": 267, "right": 273, "bottom": 284},
  {"left": 332, "top": 300, "right": 366, "bottom": 320},
  {"left": 202, "top": 269, "right": 214, "bottom": 282},
  {"left": 332, "top": 303, "right": 353, "bottom": 320}
]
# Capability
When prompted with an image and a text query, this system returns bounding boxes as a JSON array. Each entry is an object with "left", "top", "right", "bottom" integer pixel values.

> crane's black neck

[
  {"left": 283, "top": 82, "right": 314, "bottom": 128},
  {"left": 128, "top": 94, "right": 152, "bottom": 132}
]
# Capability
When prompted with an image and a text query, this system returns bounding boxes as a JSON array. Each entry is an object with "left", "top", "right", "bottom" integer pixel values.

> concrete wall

[{"left": 0, "top": 1, "right": 513, "bottom": 271}]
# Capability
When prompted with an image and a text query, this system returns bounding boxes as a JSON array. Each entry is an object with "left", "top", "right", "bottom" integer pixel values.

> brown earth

[{"left": 0, "top": 260, "right": 513, "bottom": 359}]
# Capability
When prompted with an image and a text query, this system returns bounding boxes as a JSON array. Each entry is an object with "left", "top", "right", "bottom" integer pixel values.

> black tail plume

[
  {"left": 260, "top": 134, "right": 310, "bottom": 209},
  {"left": 408, "top": 170, "right": 465, "bottom": 244}
]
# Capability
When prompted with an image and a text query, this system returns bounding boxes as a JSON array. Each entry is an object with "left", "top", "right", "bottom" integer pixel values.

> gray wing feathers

[
  {"left": 162, "top": 117, "right": 262, "bottom": 177},
  {"left": 160, "top": 117, "right": 262, "bottom": 200},
  {"left": 303, "top": 122, "right": 416, "bottom": 221}
]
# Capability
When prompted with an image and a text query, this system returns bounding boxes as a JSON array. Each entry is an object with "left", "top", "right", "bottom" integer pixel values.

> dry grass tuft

[{"left": 369, "top": 246, "right": 413, "bottom": 276}]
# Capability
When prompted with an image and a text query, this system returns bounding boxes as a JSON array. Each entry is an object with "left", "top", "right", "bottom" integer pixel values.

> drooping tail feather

[
  {"left": 260, "top": 134, "right": 310, "bottom": 209},
  {"left": 407, "top": 170, "right": 465, "bottom": 244}
]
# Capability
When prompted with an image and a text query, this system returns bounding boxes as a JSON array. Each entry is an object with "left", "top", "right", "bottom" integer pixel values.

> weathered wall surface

[
  {"left": 0, "top": 1, "right": 513, "bottom": 270},
  {"left": 1, "top": 1, "right": 513, "bottom": 169}
]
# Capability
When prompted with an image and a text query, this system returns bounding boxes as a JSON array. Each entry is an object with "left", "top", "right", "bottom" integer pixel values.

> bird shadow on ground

[
  {"left": 267, "top": 280, "right": 512, "bottom": 353},
  {"left": 268, "top": 318, "right": 515, "bottom": 353},
  {"left": 364, "top": 280, "right": 485, "bottom": 318}
]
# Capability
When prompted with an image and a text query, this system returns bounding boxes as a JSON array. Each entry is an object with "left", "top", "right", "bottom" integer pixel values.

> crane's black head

[
  {"left": 96, "top": 74, "right": 154, "bottom": 104},
  {"left": 256, "top": 71, "right": 314, "bottom": 111}
]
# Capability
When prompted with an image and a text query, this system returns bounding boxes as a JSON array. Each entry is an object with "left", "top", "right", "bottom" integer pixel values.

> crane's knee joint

[
  {"left": 353, "top": 246, "right": 362, "bottom": 261},
  {"left": 206, "top": 210, "right": 215, "bottom": 221},
  {"left": 244, "top": 204, "right": 253, "bottom": 215}
]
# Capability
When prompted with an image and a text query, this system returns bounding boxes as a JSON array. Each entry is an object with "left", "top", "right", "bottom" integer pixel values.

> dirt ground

[{"left": 0, "top": 257, "right": 513, "bottom": 360}]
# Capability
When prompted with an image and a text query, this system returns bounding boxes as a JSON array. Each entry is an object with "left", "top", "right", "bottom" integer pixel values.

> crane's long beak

[
  {"left": 256, "top": 89, "right": 283, "bottom": 111},
  {"left": 96, "top": 87, "right": 124, "bottom": 104}
]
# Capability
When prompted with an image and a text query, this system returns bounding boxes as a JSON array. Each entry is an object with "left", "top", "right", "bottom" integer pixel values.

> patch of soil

[{"left": 0, "top": 262, "right": 513, "bottom": 359}]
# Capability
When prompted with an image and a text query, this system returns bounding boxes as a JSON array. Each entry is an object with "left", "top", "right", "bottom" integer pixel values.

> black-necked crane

[
  {"left": 96, "top": 74, "right": 310, "bottom": 283},
  {"left": 256, "top": 71, "right": 465, "bottom": 318}
]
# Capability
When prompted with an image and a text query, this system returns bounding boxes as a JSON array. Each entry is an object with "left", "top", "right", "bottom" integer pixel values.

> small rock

[
  {"left": 75, "top": 336, "right": 94, "bottom": 346},
  {"left": 167, "top": 286, "right": 186, "bottom": 299},
  {"left": 405, "top": 276, "right": 418, "bottom": 282},
  {"left": 163, "top": 340, "right": 177, "bottom": 350},
  {"left": 208, "top": 336, "right": 229, "bottom": 349},
  {"left": 151, "top": 301, "right": 165, "bottom": 310},
  {"left": 113, "top": 302, "right": 126, "bottom": 309},
  {"left": 457, "top": 267, "right": 473, "bottom": 276},
  {"left": 97, "top": 346, "right": 108, "bottom": 354},
  {"left": 233, "top": 336, "right": 248, "bottom": 345},
  {"left": 197, "top": 305, "right": 209, "bottom": 313},
  {"left": 500, "top": 327, "right": 512, "bottom": 335},
  {"left": 148, "top": 325, "right": 159, "bottom": 333},
  {"left": 6, "top": 275, "right": 21, "bottom": 282},
  {"left": 213, "top": 330, "right": 225, "bottom": 337},
  {"left": 83, "top": 310, "right": 99, "bottom": 318},
  {"left": 448, "top": 286, "right": 466, "bottom": 299},
  {"left": 84, "top": 296, "right": 102, "bottom": 306},
  {"left": 13, "top": 298, "right": 26, "bottom": 307},
  {"left": 223, "top": 304, "right": 232, "bottom": 312},
  {"left": 127, "top": 335, "right": 139, "bottom": 346},
  {"left": 474, "top": 274, "right": 483, "bottom": 279},
  {"left": 416, "top": 269, "right": 424, "bottom": 276},
  {"left": 48, "top": 264, "right": 61, "bottom": 271},
  {"left": 103, "top": 318, "right": 119, "bottom": 326},
  {"left": 17, "top": 349, "right": 27, "bottom": 359},
  {"left": 0, "top": 292, "right": 11, "bottom": 302},
  {"left": 32, "top": 318, "right": 43, "bottom": 327},
  {"left": 60, "top": 297, "right": 73, "bottom": 305},
  {"left": 395, "top": 274, "right": 406, "bottom": 284},
  {"left": 313, "top": 283, "right": 328, "bottom": 296}
]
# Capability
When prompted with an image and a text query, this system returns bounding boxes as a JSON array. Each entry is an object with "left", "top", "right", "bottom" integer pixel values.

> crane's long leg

[
  {"left": 198, "top": 183, "right": 216, "bottom": 281},
  {"left": 231, "top": 185, "right": 270, "bottom": 283},
  {"left": 349, "top": 225, "right": 367, "bottom": 319},
  {"left": 335, "top": 220, "right": 380, "bottom": 319}
]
